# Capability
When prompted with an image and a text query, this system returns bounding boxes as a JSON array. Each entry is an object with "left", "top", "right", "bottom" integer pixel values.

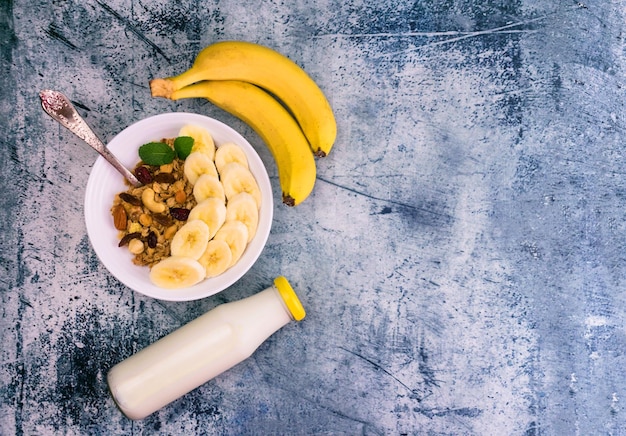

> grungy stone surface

[{"left": 2, "top": 0, "right": 626, "bottom": 434}]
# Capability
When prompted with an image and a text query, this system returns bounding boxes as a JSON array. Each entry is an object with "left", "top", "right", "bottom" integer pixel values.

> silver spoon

[{"left": 39, "top": 90, "right": 142, "bottom": 187}]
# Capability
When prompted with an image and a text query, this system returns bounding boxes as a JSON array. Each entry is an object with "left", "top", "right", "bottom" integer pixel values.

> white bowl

[{"left": 84, "top": 112, "right": 273, "bottom": 301}]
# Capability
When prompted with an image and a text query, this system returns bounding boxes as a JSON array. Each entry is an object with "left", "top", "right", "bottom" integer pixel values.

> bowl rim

[{"left": 84, "top": 112, "right": 273, "bottom": 301}]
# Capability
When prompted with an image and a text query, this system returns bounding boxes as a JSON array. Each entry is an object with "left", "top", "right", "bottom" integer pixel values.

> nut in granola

[{"left": 112, "top": 204, "right": 127, "bottom": 231}]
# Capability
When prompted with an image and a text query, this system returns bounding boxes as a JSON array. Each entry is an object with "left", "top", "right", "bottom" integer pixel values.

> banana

[
  {"left": 169, "top": 80, "right": 316, "bottom": 206},
  {"left": 179, "top": 124, "right": 216, "bottom": 159},
  {"left": 214, "top": 142, "right": 249, "bottom": 173},
  {"left": 184, "top": 151, "right": 218, "bottom": 185},
  {"left": 170, "top": 219, "right": 211, "bottom": 260},
  {"left": 219, "top": 162, "right": 262, "bottom": 209},
  {"left": 213, "top": 221, "right": 249, "bottom": 267},
  {"left": 198, "top": 239, "right": 233, "bottom": 278},
  {"left": 188, "top": 197, "right": 227, "bottom": 239},
  {"left": 193, "top": 173, "right": 226, "bottom": 203},
  {"left": 225, "top": 192, "right": 259, "bottom": 243},
  {"left": 150, "top": 41, "right": 336, "bottom": 157},
  {"left": 149, "top": 256, "right": 206, "bottom": 289}
]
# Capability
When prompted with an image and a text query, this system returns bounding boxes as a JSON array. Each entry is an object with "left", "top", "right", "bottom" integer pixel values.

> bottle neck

[{"left": 224, "top": 286, "right": 293, "bottom": 340}]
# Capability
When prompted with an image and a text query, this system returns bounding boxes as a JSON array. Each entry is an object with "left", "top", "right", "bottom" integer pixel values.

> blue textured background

[{"left": 2, "top": 1, "right": 626, "bottom": 434}]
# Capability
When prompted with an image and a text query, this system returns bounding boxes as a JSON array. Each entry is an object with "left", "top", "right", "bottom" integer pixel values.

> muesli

[{"left": 110, "top": 124, "right": 261, "bottom": 289}]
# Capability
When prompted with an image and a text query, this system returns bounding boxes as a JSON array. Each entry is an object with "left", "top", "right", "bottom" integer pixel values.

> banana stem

[
  {"left": 149, "top": 78, "right": 176, "bottom": 98},
  {"left": 150, "top": 68, "right": 208, "bottom": 99}
]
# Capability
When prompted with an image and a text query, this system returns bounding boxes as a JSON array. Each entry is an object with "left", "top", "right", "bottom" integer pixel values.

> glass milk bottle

[{"left": 107, "top": 276, "right": 306, "bottom": 420}]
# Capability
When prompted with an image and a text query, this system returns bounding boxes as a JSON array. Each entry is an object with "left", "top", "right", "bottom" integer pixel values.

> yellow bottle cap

[{"left": 274, "top": 276, "right": 306, "bottom": 321}]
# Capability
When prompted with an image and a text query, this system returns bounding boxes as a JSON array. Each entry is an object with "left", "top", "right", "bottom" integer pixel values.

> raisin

[
  {"left": 135, "top": 166, "right": 153, "bottom": 184},
  {"left": 118, "top": 232, "right": 142, "bottom": 247},
  {"left": 153, "top": 213, "right": 173, "bottom": 227},
  {"left": 119, "top": 192, "right": 142, "bottom": 206},
  {"left": 154, "top": 173, "right": 175, "bottom": 184},
  {"left": 147, "top": 231, "right": 157, "bottom": 248},
  {"left": 170, "top": 207, "right": 190, "bottom": 221}
]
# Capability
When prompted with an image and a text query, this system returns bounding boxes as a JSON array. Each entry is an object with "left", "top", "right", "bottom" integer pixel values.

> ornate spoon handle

[{"left": 39, "top": 90, "right": 142, "bottom": 187}]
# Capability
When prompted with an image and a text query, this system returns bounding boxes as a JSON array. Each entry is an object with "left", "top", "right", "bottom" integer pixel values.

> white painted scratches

[{"left": 312, "top": 4, "right": 587, "bottom": 59}]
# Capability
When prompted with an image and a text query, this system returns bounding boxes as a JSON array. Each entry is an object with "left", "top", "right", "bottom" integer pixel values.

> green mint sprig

[
  {"left": 174, "top": 136, "right": 194, "bottom": 160},
  {"left": 138, "top": 136, "right": 195, "bottom": 166},
  {"left": 138, "top": 142, "right": 176, "bottom": 166}
]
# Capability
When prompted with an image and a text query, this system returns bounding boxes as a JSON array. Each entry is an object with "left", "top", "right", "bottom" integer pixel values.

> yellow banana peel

[{"left": 150, "top": 41, "right": 336, "bottom": 157}]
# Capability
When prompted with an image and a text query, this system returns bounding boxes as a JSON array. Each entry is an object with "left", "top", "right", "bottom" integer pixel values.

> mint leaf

[
  {"left": 174, "top": 136, "right": 194, "bottom": 160},
  {"left": 138, "top": 142, "right": 176, "bottom": 166}
]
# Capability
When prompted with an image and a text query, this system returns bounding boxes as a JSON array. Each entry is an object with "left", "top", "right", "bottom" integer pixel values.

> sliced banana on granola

[
  {"left": 193, "top": 174, "right": 226, "bottom": 203},
  {"left": 170, "top": 219, "right": 210, "bottom": 260},
  {"left": 188, "top": 197, "right": 227, "bottom": 240},
  {"left": 213, "top": 221, "right": 249, "bottom": 267},
  {"left": 184, "top": 151, "right": 218, "bottom": 185},
  {"left": 149, "top": 256, "right": 206, "bottom": 289},
  {"left": 225, "top": 192, "right": 259, "bottom": 243},
  {"left": 214, "top": 142, "right": 249, "bottom": 173},
  {"left": 219, "top": 163, "right": 262, "bottom": 209},
  {"left": 179, "top": 124, "right": 216, "bottom": 160},
  {"left": 198, "top": 239, "right": 233, "bottom": 278}
]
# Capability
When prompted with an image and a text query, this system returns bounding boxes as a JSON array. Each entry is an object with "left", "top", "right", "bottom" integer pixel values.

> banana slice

[
  {"left": 170, "top": 219, "right": 210, "bottom": 260},
  {"left": 219, "top": 162, "right": 262, "bottom": 208},
  {"left": 184, "top": 151, "right": 218, "bottom": 185},
  {"left": 193, "top": 174, "right": 226, "bottom": 203},
  {"left": 188, "top": 197, "right": 227, "bottom": 239},
  {"left": 198, "top": 239, "right": 233, "bottom": 278},
  {"left": 149, "top": 256, "right": 206, "bottom": 289},
  {"left": 179, "top": 124, "right": 216, "bottom": 160},
  {"left": 213, "top": 221, "right": 249, "bottom": 267},
  {"left": 214, "top": 142, "right": 249, "bottom": 173},
  {"left": 225, "top": 192, "right": 259, "bottom": 242}
]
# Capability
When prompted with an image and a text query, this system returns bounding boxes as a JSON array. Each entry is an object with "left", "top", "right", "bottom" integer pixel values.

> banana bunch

[
  {"left": 149, "top": 41, "right": 336, "bottom": 206},
  {"left": 150, "top": 125, "right": 261, "bottom": 289}
]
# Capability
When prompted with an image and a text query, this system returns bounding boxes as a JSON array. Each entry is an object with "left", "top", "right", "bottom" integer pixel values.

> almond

[
  {"left": 112, "top": 204, "right": 127, "bottom": 231},
  {"left": 164, "top": 224, "right": 178, "bottom": 240},
  {"left": 175, "top": 190, "right": 187, "bottom": 204}
]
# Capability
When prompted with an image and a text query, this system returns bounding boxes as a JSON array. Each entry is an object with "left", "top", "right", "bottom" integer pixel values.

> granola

[{"left": 111, "top": 139, "right": 197, "bottom": 267}]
